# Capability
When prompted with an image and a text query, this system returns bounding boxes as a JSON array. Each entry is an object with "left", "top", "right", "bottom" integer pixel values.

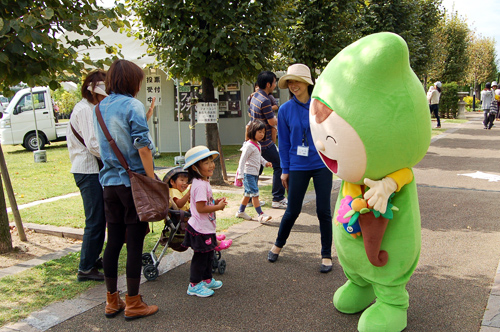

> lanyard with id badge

[
  {"left": 297, "top": 132, "right": 309, "bottom": 157},
  {"left": 295, "top": 99, "right": 310, "bottom": 157}
]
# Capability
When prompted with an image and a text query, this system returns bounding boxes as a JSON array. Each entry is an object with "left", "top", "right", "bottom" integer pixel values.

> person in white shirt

[
  {"left": 481, "top": 82, "right": 494, "bottom": 128},
  {"left": 428, "top": 81, "right": 442, "bottom": 128},
  {"left": 67, "top": 69, "right": 109, "bottom": 282}
]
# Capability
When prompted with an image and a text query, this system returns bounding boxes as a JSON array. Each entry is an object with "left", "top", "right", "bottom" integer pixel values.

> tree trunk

[
  {"left": 0, "top": 144, "right": 26, "bottom": 241},
  {"left": 201, "top": 77, "right": 225, "bottom": 185},
  {"left": 0, "top": 173, "right": 13, "bottom": 253}
]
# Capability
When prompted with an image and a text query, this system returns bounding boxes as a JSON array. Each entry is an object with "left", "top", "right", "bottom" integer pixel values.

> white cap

[
  {"left": 434, "top": 81, "right": 442, "bottom": 88},
  {"left": 492, "top": 81, "right": 498, "bottom": 87}
]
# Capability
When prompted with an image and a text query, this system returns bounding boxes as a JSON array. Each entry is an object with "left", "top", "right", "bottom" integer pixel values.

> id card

[{"left": 297, "top": 145, "right": 309, "bottom": 157}]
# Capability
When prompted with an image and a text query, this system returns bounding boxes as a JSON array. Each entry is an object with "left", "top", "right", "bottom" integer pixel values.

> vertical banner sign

[
  {"left": 197, "top": 102, "right": 218, "bottom": 123},
  {"left": 146, "top": 75, "right": 162, "bottom": 106}
]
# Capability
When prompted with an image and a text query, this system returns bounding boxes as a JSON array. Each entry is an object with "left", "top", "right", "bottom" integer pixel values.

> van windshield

[{"left": 5, "top": 92, "right": 46, "bottom": 114}]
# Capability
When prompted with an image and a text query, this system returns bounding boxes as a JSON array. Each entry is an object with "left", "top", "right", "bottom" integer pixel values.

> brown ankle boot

[
  {"left": 105, "top": 291, "right": 126, "bottom": 318},
  {"left": 124, "top": 294, "right": 159, "bottom": 321}
]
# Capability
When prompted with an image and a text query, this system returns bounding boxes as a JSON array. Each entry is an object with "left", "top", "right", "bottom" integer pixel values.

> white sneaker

[
  {"left": 235, "top": 211, "right": 253, "bottom": 220},
  {"left": 272, "top": 199, "right": 287, "bottom": 209},
  {"left": 257, "top": 213, "right": 272, "bottom": 223}
]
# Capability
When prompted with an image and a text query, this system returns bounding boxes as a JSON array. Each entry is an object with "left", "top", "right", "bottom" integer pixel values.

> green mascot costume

[{"left": 309, "top": 32, "right": 431, "bottom": 331}]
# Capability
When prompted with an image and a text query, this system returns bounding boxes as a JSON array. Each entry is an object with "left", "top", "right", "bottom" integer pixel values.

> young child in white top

[
  {"left": 235, "top": 120, "right": 273, "bottom": 223},
  {"left": 181, "top": 146, "right": 231, "bottom": 298}
]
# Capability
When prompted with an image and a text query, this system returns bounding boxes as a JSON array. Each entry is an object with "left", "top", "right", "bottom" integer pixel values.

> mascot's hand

[{"left": 363, "top": 177, "right": 397, "bottom": 214}]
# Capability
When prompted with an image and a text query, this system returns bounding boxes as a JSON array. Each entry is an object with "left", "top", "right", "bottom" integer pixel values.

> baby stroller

[{"left": 141, "top": 167, "right": 227, "bottom": 281}]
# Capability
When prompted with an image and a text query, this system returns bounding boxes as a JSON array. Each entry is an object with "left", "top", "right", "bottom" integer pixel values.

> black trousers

[{"left": 190, "top": 251, "right": 214, "bottom": 284}]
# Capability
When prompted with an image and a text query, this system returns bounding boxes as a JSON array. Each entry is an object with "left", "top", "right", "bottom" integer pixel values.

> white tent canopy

[{"left": 62, "top": 25, "right": 156, "bottom": 68}]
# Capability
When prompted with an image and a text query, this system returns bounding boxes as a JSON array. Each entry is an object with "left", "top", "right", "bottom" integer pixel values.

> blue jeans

[
  {"left": 430, "top": 104, "right": 440, "bottom": 127},
  {"left": 261, "top": 143, "right": 286, "bottom": 202},
  {"left": 74, "top": 173, "right": 106, "bottom": 272},
  {"left": 243, "top": 173, "right": 260, "bottom": 197},
  {"left": 274, "top": 167, "right": 333, "bottom": 258}
]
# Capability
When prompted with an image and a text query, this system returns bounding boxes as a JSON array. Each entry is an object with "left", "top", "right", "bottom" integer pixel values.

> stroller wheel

[
  {"left": 218, "top": 259, "right": 226, "bottom": 274},
  {"left": 212, "top": 258, "right": 218, "bottom": 273},
  {"left": 143, "top": 264, "right": 159, "bottom": 281},
  {"left": 142, "top": 253, "right": 154, "bottom": 266}
]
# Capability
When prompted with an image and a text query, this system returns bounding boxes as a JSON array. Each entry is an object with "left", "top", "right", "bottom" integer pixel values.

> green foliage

[
  {"left": 0, "top": 0, "right": 130, "bottom": 96},
  {"left": 130, "top": 0, "right": 287, "bottom": 86},
  {"left": 466, "top": 34, "right": 498, "bottom": 88},
  {"left": 53, "top": 88, "right": 82, "bottom": 115},
  {"left": 439, "top": 82, "right": 459, "bottom": 118},
  {"left": 440, "top": 11, "right": 470, "bottom": 83},
  {"left": 361, "top": 0, "right": 442, "bottom": 79},
  {"left": 283, "top": 0, "right": 363, "bottom": 75}
]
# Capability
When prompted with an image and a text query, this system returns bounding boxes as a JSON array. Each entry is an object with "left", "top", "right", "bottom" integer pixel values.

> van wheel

[{"left": 24, "top": 133, "right": 45, "bottom": 151}]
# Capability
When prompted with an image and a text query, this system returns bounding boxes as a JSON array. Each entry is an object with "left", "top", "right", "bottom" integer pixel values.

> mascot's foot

[
  {"left": 358, "top": 301, "right": 407, "bottom": 332},
  {"left": 333, "top": 281, "right": 375, "bottom": 314}
]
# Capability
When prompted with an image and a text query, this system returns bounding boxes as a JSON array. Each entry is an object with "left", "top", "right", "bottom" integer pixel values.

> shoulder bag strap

[
  {"left": 95, "top": 103, "right": 130, "bottom": 172},
  {"left": 71, "top": 120, "right": 104, "bottom": 170},
  {"left": 249, "top": 140, "right": 261, "bottom": 152},
  {"left": 70, "top": 122, "right": 86, "bottom": 147}
]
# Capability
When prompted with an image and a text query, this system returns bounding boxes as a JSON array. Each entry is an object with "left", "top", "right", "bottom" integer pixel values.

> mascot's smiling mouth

[{"left": 319, "top": 151, "right": 338, "bottom": 173}]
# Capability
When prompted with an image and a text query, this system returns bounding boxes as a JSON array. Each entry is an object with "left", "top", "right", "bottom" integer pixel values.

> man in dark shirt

[{"left": 249, "top": 71, "right": 287, "bottom": 209}]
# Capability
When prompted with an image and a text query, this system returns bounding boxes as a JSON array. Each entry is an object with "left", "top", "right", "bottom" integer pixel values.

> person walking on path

[
  {"left": 267, "top": 64, "right": 334, "bottom": 273},
  {"left": 485, "top": 94, "right": 500, "bottom": 129},
  {"left": 481, "top": 82, "right": 494, "bottom": 128},
  {"left": 94, "top": 59, "right": 158, "bottom": 320},
  {"left": 428, "top": 81, "right": 442, "bottom": 128},
  {"left": 67, "top": 69, "right": 108, "bottom": 282},
  {"left": 235, "top": 120, "right": 273, "bottom": 223},
  {"left": 249, "top": 71, "right": 288, "bottom": 209},
  {"left": 181, "top": 146, "right": 229, "bottom": 298},
  {"left": 493, "top": 81, "right": 500, "bottom": 119}
]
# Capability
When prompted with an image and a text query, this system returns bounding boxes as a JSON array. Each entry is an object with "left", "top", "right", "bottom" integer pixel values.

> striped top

[
  {"left": 67, "top": 99, "right": 101, "bottom": 174},
  {"left": 248, "top": 89, "right": 275, "bottom": 149}
]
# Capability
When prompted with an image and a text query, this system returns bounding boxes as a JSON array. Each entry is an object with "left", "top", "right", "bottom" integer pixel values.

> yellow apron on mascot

[{"left": 309, "top": 32, "right": 431, "bottom": 332}]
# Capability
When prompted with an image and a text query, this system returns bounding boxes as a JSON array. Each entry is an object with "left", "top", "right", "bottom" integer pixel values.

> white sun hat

[
  {"left": 278, "top": 63, "right": 314, "bottom": 89},
  {"left": 183, "top": 145, "right": 219, "bottom": 170}
]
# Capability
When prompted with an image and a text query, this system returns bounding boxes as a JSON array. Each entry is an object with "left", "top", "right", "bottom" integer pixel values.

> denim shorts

[{"left": 243, "top": 174, "right": 259, "bottom": 197}]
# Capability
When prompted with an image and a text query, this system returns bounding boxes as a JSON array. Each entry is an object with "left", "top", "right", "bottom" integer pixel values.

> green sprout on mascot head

[{"left": 309, "top": 32, "right": 431, "bottom": 332}]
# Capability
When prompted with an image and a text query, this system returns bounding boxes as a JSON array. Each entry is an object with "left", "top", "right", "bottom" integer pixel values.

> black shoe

[
  {"left": 77, "top": 267, "right": 105, "bottom": 282},
  {"left": 267, "top": 251, "right": 279, "bottom": 263},
  {"left": 320, "top": 264, "right": 333, "bottom": 273},
  {"left": 94, "top": 257, "right": 103, "bottom": 270}
]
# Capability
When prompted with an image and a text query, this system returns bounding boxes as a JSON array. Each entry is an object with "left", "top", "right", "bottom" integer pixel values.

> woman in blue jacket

[{"left": 267, "top": 64, "right": 333, "bottom": 273}]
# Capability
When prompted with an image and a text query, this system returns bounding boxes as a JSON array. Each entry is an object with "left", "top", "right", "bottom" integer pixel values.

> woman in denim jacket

[{"left": 94, "top": 59, "right": 158, "bottom": 321}]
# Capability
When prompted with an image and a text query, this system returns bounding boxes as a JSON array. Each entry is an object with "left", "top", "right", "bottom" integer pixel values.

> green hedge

[{"left": 439, "top": 82, "right": 459, "bottom": 119}]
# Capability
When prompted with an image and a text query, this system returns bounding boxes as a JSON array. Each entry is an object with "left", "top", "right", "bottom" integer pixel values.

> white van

[{"left": 0, "top": 87, "right": 67, "bottom": 151}]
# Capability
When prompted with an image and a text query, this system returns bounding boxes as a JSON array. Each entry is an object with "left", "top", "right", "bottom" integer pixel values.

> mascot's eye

[{"left": 326, "top": 135, "right": 337, "bottom": 144}]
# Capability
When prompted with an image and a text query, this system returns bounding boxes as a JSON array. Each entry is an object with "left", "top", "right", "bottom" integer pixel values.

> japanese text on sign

[
  {"left": 146, "top": 75, "right": 162, "bottom": 106},
  {"left": 197, "top": 102, "right": 218, "bottom": 123}
]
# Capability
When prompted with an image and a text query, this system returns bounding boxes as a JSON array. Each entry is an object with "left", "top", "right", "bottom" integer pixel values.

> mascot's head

[{"left": 310, "top": 32, "right": 431, "bottom": 184}]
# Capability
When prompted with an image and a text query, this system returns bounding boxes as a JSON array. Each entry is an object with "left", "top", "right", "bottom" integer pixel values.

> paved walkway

[{"left": 2, "top": 112, "right": 500, "bottom": 332}]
